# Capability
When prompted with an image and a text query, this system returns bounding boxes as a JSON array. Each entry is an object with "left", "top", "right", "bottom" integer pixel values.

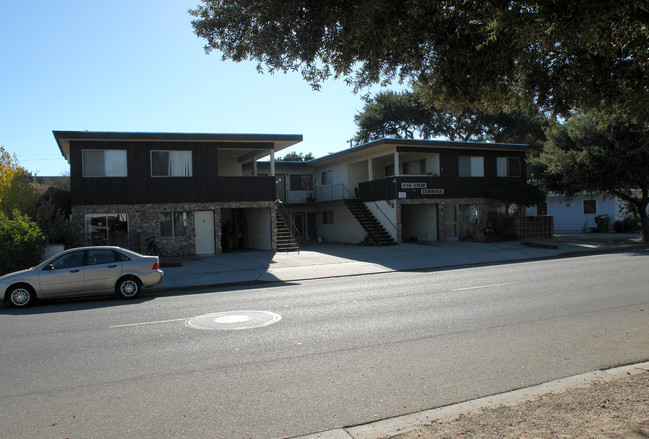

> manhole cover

[{"left": 186, "top": 311, "right": 282, "bottom": 331}]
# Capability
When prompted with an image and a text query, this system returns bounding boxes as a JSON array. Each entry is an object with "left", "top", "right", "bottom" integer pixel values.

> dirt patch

[{"left": 389, "top": 371, "right": 649, "bottom": 439}]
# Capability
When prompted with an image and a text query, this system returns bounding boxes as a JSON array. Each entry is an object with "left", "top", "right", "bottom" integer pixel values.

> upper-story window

[
  {"left": 151, "top": 150, "right": 193, "bottom": 177},
  {"left": 321, "top": 170, "right": 333, "bottom": 185},
  {"left": 290, "top": 174, "right": 313, "bottom": 191},
  {"left": 403, "top": 159, "right": 426, "bottom": 175},
  {"left": 83, "top": 150, "right": 127, "bottom": 177},
  {"left": 458, "top": 156, "right": 484, "bottom": 177},
  {"left": 497, "top": 157, "right": 522, "bottom": 177}
]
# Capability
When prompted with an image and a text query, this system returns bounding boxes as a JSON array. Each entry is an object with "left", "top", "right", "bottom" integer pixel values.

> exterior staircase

[
  {"left": 275, "top": 210, "right": 300, "bottom": 253},
  {"left": 344, "top": 199, "right": 396, "bottom": 246}
]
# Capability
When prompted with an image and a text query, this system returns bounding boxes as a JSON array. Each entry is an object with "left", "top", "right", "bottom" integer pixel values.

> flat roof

[
  {"left": 309, "top": 138, "right": 529, "bottom": 165},
  {"left": 53, "top": 131, "right": 303, "bottom": 162}
]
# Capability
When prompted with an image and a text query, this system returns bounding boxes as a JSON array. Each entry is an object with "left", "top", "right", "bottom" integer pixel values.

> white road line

[
  {"left": 451, "top": 281, "right": 520, "bottom": 292},
  {"left": 109, "top": 317, "right": 188, "bottom": 328}
]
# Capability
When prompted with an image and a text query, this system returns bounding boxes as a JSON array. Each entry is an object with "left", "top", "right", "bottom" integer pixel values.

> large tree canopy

[
  {"left": 191, "top": 1, "right": 649, "bottom": 121},
  {"left": 354, "top": 90, "right": 548, "bottom": 146},
  {"left": 533, "top": 115, "right": 649, "bottom": 240}
]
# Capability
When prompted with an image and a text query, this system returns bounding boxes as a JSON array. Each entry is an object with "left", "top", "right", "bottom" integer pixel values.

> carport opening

[
  {"left": 401, "top": 203, "right": 438, "bottom": 243},
  {"left": 220, "top": 208, "right": 272, "bottom": 252}
]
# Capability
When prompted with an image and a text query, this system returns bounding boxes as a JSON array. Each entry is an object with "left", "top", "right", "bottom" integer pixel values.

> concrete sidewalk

[{"left": 157, "top": 233, "right": 647, "bottom": 291}]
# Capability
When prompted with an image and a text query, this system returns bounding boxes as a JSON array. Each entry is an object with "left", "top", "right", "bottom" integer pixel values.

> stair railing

[
  {"left": 342, "top": 184, "right": 396, "bottom": 230},
  {"left": 275, "top": 197, "right": 300, "bottom": 251}
]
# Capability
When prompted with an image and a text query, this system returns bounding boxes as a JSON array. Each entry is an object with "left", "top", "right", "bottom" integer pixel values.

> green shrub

[
  {"left": 0, "top": 210, "right": 47, "bottom": 275},
  {"left": 614, "top": 215, "right": 642, "bottom": 233}
]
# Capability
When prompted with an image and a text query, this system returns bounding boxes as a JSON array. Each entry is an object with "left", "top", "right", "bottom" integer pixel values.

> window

[
  {"left": 583, "top": 199, "right": 597, "bottom": 214},
  {"left": 497, "top": 157, "right": 522, "bottom": 177},
  {"left": 321, "top": 170, "right": 333, "bottom": 185},
  {"left": 85, "top": 214, "right": 129, "bottom": 247},
  {"left": 458, "top": 156, "right": 484, "bottom": 177},
  {"left": 290, "top": 174, "right": 313, "bottom": 191},
  {"left": 160, "top": 212, "right": 188, "bottom": 237},
  {"left": 322, "top": 210, "right": 334, "bottom": 224},
  {"left": 83, "top": 150, "right": 127, "bottom": 177},
  {"left": 536, "top": 202, "right": 548, "bottom": 216},
  {"left": 87, "top": 249, "right": 119, "bottom": 265},
  {"left": 151, "top": 150, "right": 193, "bottom": 177},
  {"left": 462, "top": 204, "right": 480, "bottom": 225},
  {"left": 403, "top": 159, "right": 426, "bottom": 175},
  {"left": 48, "top": 251, "right": 84, "bottom": 270}
]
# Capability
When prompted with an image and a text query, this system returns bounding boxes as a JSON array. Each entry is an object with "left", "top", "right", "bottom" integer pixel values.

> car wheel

[
  {"left": 8, "top": 285, "right": 35, "bottom": 307},
  {"left": 116, "top": 276, "right": 141, "bottom": 299}
]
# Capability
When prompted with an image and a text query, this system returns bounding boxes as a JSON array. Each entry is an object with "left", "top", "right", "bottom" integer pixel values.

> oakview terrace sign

[{"left": 401, "top": 182, "right": 444, "bottom": 196}]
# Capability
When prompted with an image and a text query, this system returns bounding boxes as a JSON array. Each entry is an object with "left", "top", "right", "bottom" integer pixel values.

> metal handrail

[
  {"left": 276, "top": 197, "right": 300, "bottom": 238},
  {"left": 341, "top": 184, "right": 397, "bottom": 232}
]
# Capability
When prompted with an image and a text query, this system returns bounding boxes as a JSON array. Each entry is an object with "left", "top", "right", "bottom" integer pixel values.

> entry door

[
  {"left": 194, "top": 211, "right": 215, "bottom": 255},
  {"left": 292, "top": 212, "right": 305, "bottom": 240},
  {"left": 443, "top": 205, "right": 458, "bottom": 241}
]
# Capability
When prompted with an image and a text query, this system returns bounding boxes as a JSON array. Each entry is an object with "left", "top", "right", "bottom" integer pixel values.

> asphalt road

[{"left": 1, "top": 250, "right": 648, "bottom": 439}]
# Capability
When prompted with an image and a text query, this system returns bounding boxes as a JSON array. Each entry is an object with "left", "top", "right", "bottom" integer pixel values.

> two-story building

[
  {"left": 54, "top": 131, "right": 302, "bottom": 256},
  {"left": 247, "top": 138, "right": 541, "bottom": 246},
  {"left": 56, "top": 131, "right": 542, "bottom": 256}
]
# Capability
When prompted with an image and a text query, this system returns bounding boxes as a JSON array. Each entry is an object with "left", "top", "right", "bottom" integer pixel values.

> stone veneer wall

[{"left": 72, "top": 201, "right": 277, "bottom": 256}]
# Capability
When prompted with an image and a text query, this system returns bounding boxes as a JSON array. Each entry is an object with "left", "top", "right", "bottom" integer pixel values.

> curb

[{"left": 290, "top": 361, "right": 649, "bottom": 439}]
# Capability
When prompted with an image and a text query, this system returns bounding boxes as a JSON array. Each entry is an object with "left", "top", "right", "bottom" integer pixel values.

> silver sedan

[{"left": 1, "top": 246, "right": 164, "bottom": 307}]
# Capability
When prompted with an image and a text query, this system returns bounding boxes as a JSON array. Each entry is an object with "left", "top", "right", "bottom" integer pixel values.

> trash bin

[{"left": 595, "top": 214, "right": 609, "bottom": 233}]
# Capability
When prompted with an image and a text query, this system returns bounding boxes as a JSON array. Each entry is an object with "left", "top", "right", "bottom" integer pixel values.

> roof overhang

[
  {"left": 53, "top": 131, "right": 303, "bottom": 163},
  {"left": 309, "top": 138, "right": 530, "bottom": 165}
]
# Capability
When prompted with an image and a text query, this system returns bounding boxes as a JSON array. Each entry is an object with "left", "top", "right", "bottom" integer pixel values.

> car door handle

[
  {"left": 107, "top": 265, "right": 117, "bottom": 268},
  {"left": 70, "top": 269, "right": 80, "bottom": 273}
]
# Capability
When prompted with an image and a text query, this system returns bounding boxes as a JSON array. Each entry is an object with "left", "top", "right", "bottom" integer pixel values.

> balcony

[
  {"left": 359, "top": 176, "right": 447, "bottom": 201},
  {"left": 283, "top": 183, "right": 354, "bottom": 204}
]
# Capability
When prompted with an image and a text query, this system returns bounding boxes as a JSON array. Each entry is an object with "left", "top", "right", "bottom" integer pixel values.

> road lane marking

[
  {"left": 109, "top": 317, "right": 188, "bottom": 328},
  {"left": 451, "top": 281, "right": 519, "bottom": 292}
]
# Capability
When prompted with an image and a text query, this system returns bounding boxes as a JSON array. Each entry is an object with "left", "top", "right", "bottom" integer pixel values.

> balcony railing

[
  {"left": 283, "top": 183, "right": 354, "bottom": 204},
  {"left": 359, "top": 176, "right": 446, "bottom": 201}
]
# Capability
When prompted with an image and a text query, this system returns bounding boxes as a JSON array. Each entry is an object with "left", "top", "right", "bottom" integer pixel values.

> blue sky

[{"left": 1, "top": 0, "right": 382, "bottom": 176}]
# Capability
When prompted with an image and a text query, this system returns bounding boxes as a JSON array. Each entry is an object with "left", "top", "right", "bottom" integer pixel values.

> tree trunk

[{"left": 640, "top": 210, "right": 649, "bottom": 242}]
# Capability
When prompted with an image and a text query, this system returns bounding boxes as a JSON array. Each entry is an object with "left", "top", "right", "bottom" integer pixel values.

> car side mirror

[{"left": 44, "top": 264, "right": 55, "bottom": 271}]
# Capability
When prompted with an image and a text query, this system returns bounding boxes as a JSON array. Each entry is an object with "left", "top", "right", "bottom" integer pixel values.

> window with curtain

[
  {"left": 458, "top": 156, "right": 484, "bottom": 177},
  {"left": 497, "top": 157, "right": 522, "bottom": 177},
  {"left": 321, "top": 170, "right": 333, "bottom": 185},
  {"left": 290, "top": 174, "right": 313, "bottom": 191},
  {"left": 83, "top": 150, "right": 127, "bottom": 177},
  {"left": 160, "top": 211, "right": 188, "bottom": 237},
  {"left": 151, "top": 151, "right": 193, "bottom": 177}
]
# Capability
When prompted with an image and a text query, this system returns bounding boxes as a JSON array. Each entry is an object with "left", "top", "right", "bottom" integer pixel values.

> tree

[
  {"left": 0, "top": 210, "right": 46, "bottom": 275},
  {"left": 353, "top": 91, "right": 428, "bottom": 143},
  {"left": 354, "top": 90, "right": 548, "bottom": 147},
  {"left": 191, "top": 1, "right": 649, "bottom": 121},
  {"left": 532, "top": 115, "right": 649, "bottom": 241},
  {"left": 0, "top": 146, "right": 38, "bottom": 217},
  {"left": 35, "top": 186, "right": 79, "bottom": 247},
  {"left": 277, "top": 151, "right": 314, "bottom": 161}
]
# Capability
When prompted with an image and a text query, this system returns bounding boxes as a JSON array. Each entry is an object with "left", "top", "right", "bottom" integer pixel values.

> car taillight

[{"left": 152, "top": 259, "right": 159, "bottom": 270}]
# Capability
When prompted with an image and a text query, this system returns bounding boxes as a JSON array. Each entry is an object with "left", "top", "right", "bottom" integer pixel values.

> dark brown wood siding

[
  {"left": 69, "top": 140, "right": 275, "bottom": 205},
  {"left": 359, "top": 149, "right": 528, "bottom": 201}
]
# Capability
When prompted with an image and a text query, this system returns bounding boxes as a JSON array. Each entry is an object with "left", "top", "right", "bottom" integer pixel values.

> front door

[
  {"left": 292, "top": 212, "right": 305, "bottom": 241},
  {"left": 443, "top": 205, "right": 458, "bottom": 241},
  {"left": 194, "top": 210, "right": 215, "bottom": 255}
]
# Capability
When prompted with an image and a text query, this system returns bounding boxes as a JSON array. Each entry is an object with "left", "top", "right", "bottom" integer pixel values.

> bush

[
  {"left": 0, "top": 210, "right": 47, "bottom": 275},
  {"left": 35, "top": 186, "right": 80, "bottom": 247},
  {"left": 614, "top": 215, "right": 641, "bottom": 233}
]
